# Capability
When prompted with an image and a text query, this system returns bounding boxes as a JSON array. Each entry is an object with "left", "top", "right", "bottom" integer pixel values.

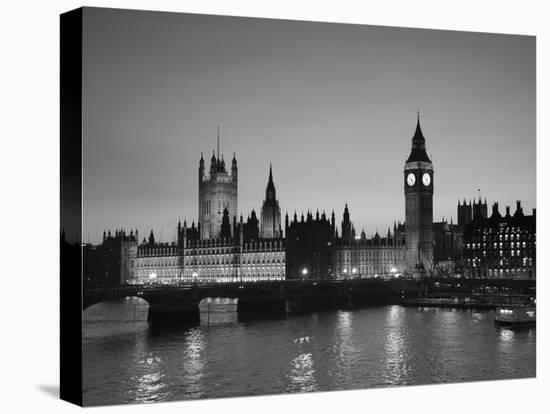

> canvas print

[{"left": 60, "top": 7, "right": 536, "bottom": 407}]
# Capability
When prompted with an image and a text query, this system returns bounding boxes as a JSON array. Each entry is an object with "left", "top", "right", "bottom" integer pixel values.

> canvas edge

[{"left": 60, "top": 7, "right": 83, "bottom": 407}]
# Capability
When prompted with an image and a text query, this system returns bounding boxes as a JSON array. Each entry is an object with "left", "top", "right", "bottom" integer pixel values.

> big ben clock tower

[{"left": 404, "top": 113, "right": 434, "bottom": 275}]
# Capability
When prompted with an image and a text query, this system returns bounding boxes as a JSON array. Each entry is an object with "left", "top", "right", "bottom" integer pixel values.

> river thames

[{"left": 83, "top": 298, "right": 535, "bottom": 406}]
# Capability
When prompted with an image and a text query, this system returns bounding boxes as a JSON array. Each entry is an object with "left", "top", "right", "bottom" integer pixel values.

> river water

[{"left": 83, "top": 297, "right": 535, "bottom": 406}]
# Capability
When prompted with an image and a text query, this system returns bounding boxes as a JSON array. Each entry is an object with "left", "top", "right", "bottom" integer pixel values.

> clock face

[
  {"left": 422, "top": 173, "right": 431, "bottom": 186},
  {"left": 407, "top": 173, "right": 416, "bottom": 186}
]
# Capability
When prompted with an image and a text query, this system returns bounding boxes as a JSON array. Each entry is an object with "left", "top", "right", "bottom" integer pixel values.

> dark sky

[{"left": 82, "top": 7, "right": 535, "bottom": 244}]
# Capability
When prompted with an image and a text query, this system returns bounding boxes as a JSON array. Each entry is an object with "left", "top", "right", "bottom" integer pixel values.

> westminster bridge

[{"left": 83, "top": 277, "right": 535, "bottom": 325}]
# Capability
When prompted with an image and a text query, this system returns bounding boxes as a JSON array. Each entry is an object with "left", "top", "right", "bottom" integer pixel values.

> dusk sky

[{"left": 82, "top": 7, "right": 535, "bottom": 245}]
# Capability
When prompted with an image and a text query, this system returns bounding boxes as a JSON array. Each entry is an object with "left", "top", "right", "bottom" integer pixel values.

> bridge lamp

[
  {"left": 343, "top": 268, "right": 348, "bottom": 274},
  {"left": 352, "top": 267, "right": 357, "bottom": 275},
  {"left": 302, "top": 268, "right": 308, "bottom": 276},
  {"left": 149, "top": 272, "right": 157, "bottom": 280}
]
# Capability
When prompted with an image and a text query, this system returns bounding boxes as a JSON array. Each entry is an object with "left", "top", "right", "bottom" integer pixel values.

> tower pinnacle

[{"left": 406, "top": 111, "right": 431, "bottom": 163}]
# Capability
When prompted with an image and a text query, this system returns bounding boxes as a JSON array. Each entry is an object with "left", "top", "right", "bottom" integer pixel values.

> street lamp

[
  {"left": 192, "top": 272, "right": 198, "bottom": 284},
  {"left": 302, "top": 268, "right": 308, "bottom": 277}
]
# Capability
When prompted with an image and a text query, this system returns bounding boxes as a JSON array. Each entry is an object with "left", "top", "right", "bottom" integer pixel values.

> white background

[{"left": 1, "top": 0, "right": 547, "bottom": 412}]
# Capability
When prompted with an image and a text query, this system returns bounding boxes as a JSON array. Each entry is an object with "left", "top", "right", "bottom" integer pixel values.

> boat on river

[{"left": 495, "top": 304, "right": 536, "bottom": 326}]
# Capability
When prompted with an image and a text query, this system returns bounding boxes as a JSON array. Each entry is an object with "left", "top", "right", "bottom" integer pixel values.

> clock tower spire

[{"left": 404, "top": 113, "right": 434, "bottom": 276}]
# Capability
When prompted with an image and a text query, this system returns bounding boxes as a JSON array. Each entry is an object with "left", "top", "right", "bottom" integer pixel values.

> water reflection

[
  {"left": 383, "top": 306, "right": 410, "bottom": 384},
  {"left": 499, "top": 328, "right": 515, "bottom": 343},
  {"left": 330, "top": 311, "right": 357, "bottom": 385},
  {"left": 130, "top": 355, "right": 168, "bottom": 403},
  {"left": 83, "top": 301, "right": 535, "bottom": 406},
  {"left": 177, "top": 328, "right": 206, "bottom": 398},
  {"left": 287, "top": 353, "right": 317, "bottom": 393}
]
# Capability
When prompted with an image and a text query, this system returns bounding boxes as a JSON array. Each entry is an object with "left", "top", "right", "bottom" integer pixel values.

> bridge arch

[{"left": 83, "top": 291, "right": 149, "bottom": 310}]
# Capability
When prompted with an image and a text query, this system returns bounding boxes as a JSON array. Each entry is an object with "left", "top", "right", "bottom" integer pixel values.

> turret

[
  {"left": 265, "top": 164, "right": 276, "bottom": 201},
  {"left": 514, "top": 200, "right": 524, "bottom": 217},
  {"left": 231, "top": 152, "right": 238, "bottom": 179},
  {"left": 221, "top": 208, "right": 231, "bottom": 239},
  {"left": 210, "top": 151, "right": 217, "bottom": 175},
  {"left": 341, "top": 204, "right": 351, "bottom": 241},
  {"left": 491, "top": 202, "right": 501, "bottom": 218},
  {"left": 285, "top": 212, "right": 289, "bottom": 232},
  {"left": 199, "top": 152, "right": 205, "bottom": 179}
]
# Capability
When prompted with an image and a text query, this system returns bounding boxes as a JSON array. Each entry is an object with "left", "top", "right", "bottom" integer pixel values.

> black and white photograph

[
  {"left": 4, "top": 1, "right": 548, "bottom": 413},
  {"left": 57, "top": 6, "right": 540, "bottom": 407}
]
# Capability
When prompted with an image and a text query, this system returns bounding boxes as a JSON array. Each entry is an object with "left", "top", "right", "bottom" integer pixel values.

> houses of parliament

[{"left": 83, "top": 118, "right": 536, "bottom": 287}]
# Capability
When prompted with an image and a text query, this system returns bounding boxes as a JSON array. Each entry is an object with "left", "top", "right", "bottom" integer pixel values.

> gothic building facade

[
  {"left": 332, "top": 205, "right": 407, "bottom": 279},
  {"left": 116, "top": 161, "right": 286, "bottom": 284}
]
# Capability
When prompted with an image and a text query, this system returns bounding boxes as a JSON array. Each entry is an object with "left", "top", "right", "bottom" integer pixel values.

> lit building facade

[
  {"left": 123, "top": 217, "right": 286, "bottom": 285},
  {"left": 181, "top": 236, "right": 285, "bottom": 283},
  {"left": 333, "top": 206, "right": 406, "bottom": 278},
  {"left": 463, "top": 201, "right": 536, "bottom": 279},
  {"left": 133, "top": 242, "right": 181, "bottom": 284}
]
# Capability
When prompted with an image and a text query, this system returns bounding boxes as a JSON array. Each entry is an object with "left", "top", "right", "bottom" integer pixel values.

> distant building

[
  {"left": 260, "top": 165, "right": 282, "bottom": 239},
  {"left": 84, "top": 229, "right": 138, "bottom": 287},
  {"left": 285, "top": 210, "right": 335, "bottom": 279},
  {"left": 333, "top": 206, "right": 406, "bottom": 278},
  {"left": 457, "top": 199, "right": 473, "bottom": 228},
  {"left": 472, "top": 197, "right": 488, "bottom": 220},
  {"left": 198, "top": 130, "right": 238, "bottom": 239},
  {"left": 457, "top": 197, "right": 488, "bottom": 229},
  {"left": 462, "top": 201, "right": 536, "bottom": 279},
  {"left": 432, "top": 218, "right": 462, "bottom": 275}
]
